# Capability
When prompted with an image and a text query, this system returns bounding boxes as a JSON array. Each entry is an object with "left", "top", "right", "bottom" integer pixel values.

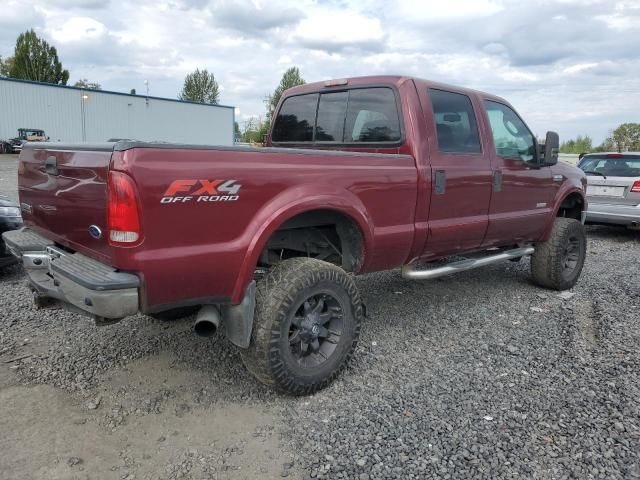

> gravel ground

[
  {"left": 1, "top": 153, "right": 640, "bottom": 479},
  {"left": 0, "top": 153, "right": 19, "bottom": 200}
]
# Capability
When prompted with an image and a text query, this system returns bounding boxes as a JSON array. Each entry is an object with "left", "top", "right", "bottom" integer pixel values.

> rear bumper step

[
  {"left": 402, "top": 246, "right": 535, "bottom": 280},
  {"left": 2, "top": 228, "right": 139, "bottom": 320}
]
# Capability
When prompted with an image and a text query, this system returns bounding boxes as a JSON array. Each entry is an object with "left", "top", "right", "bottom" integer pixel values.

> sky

[{"left": 0, "top": 0, "right": 638, "bottom": 144}]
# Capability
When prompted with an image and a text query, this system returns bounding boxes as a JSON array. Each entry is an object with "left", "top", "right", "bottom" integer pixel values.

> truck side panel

[{"left": 115, "top": 146, "right": 418, "bottom": 308}]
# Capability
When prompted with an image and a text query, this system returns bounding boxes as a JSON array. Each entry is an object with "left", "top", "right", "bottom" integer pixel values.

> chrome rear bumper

[{"left": 2, "top": 228, "right": 140, "bottom": 320}]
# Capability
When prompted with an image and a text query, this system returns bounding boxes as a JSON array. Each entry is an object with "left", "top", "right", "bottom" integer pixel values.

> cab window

[
  {"left": 271, "top": 94, "right": 318, "bottom": 142},
  {"left": 484, "top": 101, "right": 536, "bottom": 161},
  {"left": 315, "top": 91, "right": 348, "bottom": 142},
  {"left": 272, "top": 87, "right": 401, "bottom": 145},
  {"left": 344, "top": 88, "right": 401, "bottom": 143}
]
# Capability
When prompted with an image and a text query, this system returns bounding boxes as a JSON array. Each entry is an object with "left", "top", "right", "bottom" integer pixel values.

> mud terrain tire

[
  {"left": 240, "top": 257, "right": 362, "bottom": 395},
  {"left": 531, "top": 217, "right": 586, "bottom": 290}
]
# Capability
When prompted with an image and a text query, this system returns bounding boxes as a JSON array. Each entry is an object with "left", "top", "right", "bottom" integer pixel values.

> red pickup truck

[{"left": 3, "top": 76, "right": 587, "bottom": 395}]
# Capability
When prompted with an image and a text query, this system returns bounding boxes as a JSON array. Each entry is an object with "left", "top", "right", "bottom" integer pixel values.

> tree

[
  {"left": 559, "top": 135, "right": 593, "bottom": 154},
  {"left": 238, "top": 116, "right": 271, "bottom": 144},
  {"left": 610, "top": 123, "right": 640, "bottom": 152},
  {"left": 8, "top": 29, "right": 69, "bottom": 85},
  {"left": 179, "top": 68, "right": 220, "bottom": 104},
  {"left": 74, "top": 78, "right": 101, "bottom": 90},
  {"left": 0, "top": 56, "right": 13, "bottom": 76},
  {"left": 593, "top": 137, "right": 616, "bottom": 153},
  {"left": 266, "top": 67, "right": 305, "bottom": 122}
]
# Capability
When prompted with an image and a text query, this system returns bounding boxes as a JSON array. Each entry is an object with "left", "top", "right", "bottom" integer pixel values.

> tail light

[
  {"left": 107, "top": 171, "right": 142, "bottom": 246},
  {"left": 631, "top": 181, "right": 640, "bottom": 193}
]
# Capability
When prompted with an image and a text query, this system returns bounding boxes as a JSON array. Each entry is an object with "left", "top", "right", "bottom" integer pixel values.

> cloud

[
  {"left": 562, "top": 63, "right": 599, "bottom": 75},
  {"left": 50, "top": 17, "right": 109, "bottom": 43},
  {"left": 290, "top": 11, "right": 386, "bottom": 53},
  {"left": 44, "top": 0, "right": 109, "bottom": 8},
  {"left": 1, "top": 0, "right": 638, "bottom": 144},
  {"left": 210, "top": 0, "right": 305, "bottom": 36},
  {"left": 396, "top": 0, "right": 503, "bottom": 21},
  {"left": 0, "top": 1, "right": 45, "bottom": 48}
]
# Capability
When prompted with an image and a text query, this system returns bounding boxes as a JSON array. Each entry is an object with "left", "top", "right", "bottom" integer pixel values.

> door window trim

[{"left": 271, "top": 84, "right": 406, "bottom": 148}]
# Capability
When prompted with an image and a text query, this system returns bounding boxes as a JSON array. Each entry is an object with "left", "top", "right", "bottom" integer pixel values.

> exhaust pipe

[{"left": 194, "top": 305, "right": 221, "bottom": 338}]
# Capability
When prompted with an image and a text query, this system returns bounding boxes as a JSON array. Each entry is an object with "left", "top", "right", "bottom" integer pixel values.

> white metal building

[{"left": 0, "top": 77, "right": 234, "bottom": 145}]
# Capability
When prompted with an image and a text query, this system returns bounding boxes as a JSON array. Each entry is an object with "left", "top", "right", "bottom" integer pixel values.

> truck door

[
  {"left": 481, "top": 100, "right": 556, "bottom": 246},
  {"left": 419, "top": 88, "right": 493, "bottom": 257}
]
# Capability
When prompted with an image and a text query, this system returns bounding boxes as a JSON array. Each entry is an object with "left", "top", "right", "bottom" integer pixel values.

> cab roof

[{"left": 284, "top": 75, "right": 508, "bottom": 104}]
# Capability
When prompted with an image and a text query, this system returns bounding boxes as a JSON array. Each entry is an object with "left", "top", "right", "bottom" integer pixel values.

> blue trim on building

[{"left": 0, "top": 76, "right": 236, "bottom": 110}]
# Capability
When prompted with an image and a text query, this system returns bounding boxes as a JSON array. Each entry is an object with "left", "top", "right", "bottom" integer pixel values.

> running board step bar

[{"left": 402, "top": 247, "right": 535, "bottom": 280}]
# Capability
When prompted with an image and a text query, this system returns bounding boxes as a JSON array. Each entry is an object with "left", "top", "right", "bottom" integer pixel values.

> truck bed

[{"left": 17, "top": 141, "right": 419, "bottom": 310}]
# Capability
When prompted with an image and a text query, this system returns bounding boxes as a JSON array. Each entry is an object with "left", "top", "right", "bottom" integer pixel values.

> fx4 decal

[{"left": 161, "top": 179, "right": 241, "bottom": 204}]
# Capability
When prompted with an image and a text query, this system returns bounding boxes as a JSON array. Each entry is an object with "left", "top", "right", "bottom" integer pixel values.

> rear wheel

[
  {"left": 531, "top": 217, "right": 586, "bottom": 290},
  {"left": 240, "top": 257, "right": 362, "bottom": 395}
]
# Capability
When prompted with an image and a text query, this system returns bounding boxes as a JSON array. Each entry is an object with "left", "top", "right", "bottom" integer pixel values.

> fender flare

[
  {"left": 542, "top": 186, "right": 586, "bottom": 240},
  {"left": 230, "top": 184, "right": 374, "bottom": 303}
]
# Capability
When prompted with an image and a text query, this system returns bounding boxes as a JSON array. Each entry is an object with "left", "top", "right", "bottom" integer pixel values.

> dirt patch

[
  {"left": 574, "top": 299, "right": 598, "bottom": 350},
  {"left": 0, "top": 354, "right": 301, "bottom": 480}
]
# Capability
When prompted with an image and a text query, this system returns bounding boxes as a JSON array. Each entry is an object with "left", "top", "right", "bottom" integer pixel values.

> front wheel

[
  {"left": 531, "top": 217, "right": 586, "bottom": 290},
  {"left": 240, "top": 257, "right": 363, "bottom": 395}
]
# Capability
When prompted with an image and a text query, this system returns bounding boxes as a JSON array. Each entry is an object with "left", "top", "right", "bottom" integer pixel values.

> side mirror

[{"left": 543, "top": 131, "right": 559, "bottom": 166}]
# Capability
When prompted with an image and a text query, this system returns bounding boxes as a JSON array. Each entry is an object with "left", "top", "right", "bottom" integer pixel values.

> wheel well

[
  {"left": 259, "top": 210, "right": 365, "bottom": 272},
  {"left": 557, "top": 192, "right": 584, "bottom": 220}
]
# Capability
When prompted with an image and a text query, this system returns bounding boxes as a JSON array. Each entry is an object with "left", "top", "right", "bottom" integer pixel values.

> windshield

[
  {"left": 579, "top": 155, "right": 640, "bottom": 177},
  {"left": 19, "top": 129, "right": 43, "bottom": 137}
]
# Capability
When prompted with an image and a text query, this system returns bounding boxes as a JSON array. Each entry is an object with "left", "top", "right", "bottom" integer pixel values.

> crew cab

[{"left": 3, "top": 76, "right": 587, "bottom": 395}]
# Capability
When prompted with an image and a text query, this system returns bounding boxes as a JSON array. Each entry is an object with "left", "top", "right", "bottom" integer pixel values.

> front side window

[
  {"left": 484, "top": 101, "right": 535, "bottom": 161},
  {"left": 429, "top": 89, "right": 481, "bottom": 153},
  {"left": 272, "top": 87, "right": 401, "bottom": 144}
]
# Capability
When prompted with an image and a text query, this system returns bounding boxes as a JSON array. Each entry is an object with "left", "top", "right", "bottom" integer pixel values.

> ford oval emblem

[{"left": 88, "top": 225, "right": 102, "bottom": 239}]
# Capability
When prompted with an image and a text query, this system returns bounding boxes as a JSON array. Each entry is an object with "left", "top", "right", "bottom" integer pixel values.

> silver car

[{"left": 578, "top": 153, "right": 640, "bottom": 229}]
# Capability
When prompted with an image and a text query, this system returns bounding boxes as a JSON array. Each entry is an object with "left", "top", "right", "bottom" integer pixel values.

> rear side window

[
  {"left": 272, "top": 87, "right": 401, "bottom": 144},
  {"left": 429, "top": 89, "right": 481, "bottom": 153},
  {"left": 272, "top": 93, "right": 318, "bottom": 142}
]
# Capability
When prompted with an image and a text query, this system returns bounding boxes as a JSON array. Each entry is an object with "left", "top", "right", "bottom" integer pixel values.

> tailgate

[{"left": 18, "top": 143, "right": 115, "bottom": 262}]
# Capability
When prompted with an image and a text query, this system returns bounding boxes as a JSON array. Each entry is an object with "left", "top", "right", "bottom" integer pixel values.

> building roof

[{"left": 0, "top": 76, "right": 235, "bottom": 110}]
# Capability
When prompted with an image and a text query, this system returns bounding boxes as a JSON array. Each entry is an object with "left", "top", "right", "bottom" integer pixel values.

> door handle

[
  {"left": 435, "top": 170, "right": 446, "bottom": 194},
  {"left": 45, "top": 156, "right": 58, "bottom": 176}
]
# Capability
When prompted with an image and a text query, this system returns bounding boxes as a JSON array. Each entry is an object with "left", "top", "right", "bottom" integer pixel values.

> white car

[{"left": 578, "top": 153, "right": 640, "bottom": 229}]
